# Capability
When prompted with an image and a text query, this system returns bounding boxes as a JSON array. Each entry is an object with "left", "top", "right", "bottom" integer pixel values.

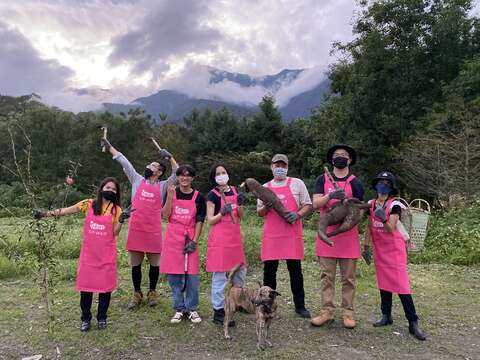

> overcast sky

[{"left": 0, "top": 0, "right": 478, "bottom": 111}]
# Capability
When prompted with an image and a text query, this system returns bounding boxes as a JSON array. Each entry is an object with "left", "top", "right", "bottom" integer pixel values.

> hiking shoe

[
  {"left": 147, "top": 290, "right": 158, "bottom": 307},
  {"left": 342, "top": 311, "right": 356, "bottom": 329},
  {"left": 127, "top": 291, "right": 143, "bottom": 310},
  {"left": 311, "top": 311, "right": 334, "bottom": 327},
  {"left": 188, "top": 311, "right": 202, "bottom": 323},
  {"left": 80, "top": 320, "right": 90, "bottom": 332},
  {"left": 97, "top": 319, "right": 107, "bottom": 330},
  {"left": 171, "top": 311, "right": 184, "bottom": 324}
]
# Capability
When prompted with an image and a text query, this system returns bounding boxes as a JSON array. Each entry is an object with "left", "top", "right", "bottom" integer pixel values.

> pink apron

[
  {"left": 370, "top": 199, "right": 411, "bottom": 294},
  {"left": 160, "top": 190, "right": 200, "bottom": 275},
  {"left": 76, "top": 206, "right": 117, "bottom": 293},
  {"left": 261, "top": 177, "right": 303, "bottom": 261},
  {"left": 206, "top": 187, "right": 246, "bottom": 272},
  {"left": 316, "top": 173, "right": 361, "bottom": 259},
  {"left": 126, "top": 180, "right": 163, "bottom": 253}
]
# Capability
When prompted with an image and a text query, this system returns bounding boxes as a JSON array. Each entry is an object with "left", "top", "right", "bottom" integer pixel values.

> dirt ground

[{"left": 1, "top": 262, "right": 479, "bottom": 360}]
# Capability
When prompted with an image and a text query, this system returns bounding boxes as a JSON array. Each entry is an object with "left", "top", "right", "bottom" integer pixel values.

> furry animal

[{"left": 224, "top": 264, "right": 280, "bottom": 350}]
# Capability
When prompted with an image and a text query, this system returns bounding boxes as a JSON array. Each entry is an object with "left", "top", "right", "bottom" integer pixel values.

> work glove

[
  {"left": 328, "top": 189, "right": 345, "bottom": 200},
  {"left": 33, "top": 209, "right": 48, "bottom": 220},
  {"left": 284, "top": 211, "right": 300, "bottom": 224},
  {"left": 362, "top": 246, "right": 371, "bottom": 265},
  {"left": 100, "top": 138, "right": 111, "bottom": 151},
  {"left": 237, "top": 192, "right": 247, "bottom": 206},
  {"left": 374, "top": 206, "right": 387, "bottom": 223},
  {"left": 183, "top": 238, "right": 197, "bottom": 254},
  {"left": 158, "top": 148, "right": 172, "bottom": 160},
  {"left": 221, "top": 203, "right": 233, "bottom": 216},
  {"left": 119, "top": 206, "right": 136, "bottom": 224}
]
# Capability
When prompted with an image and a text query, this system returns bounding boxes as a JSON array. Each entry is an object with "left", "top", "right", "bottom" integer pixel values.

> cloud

[
  {"left": 108, "top": 0, "right": 222, "bottom": 76},
  {"left": 275, "top": 67, "right": 328, "bottom": 107},
  {"left": 0, "top": 21, "right": 73, "bottom": 96}
]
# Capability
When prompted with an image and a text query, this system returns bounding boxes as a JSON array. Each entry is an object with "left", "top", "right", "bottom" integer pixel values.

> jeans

[
  {"left": 80, "top": 291, "right": 111, "bottom": 321},
  {"left": 167, "top": 274, "right": 200, "bottom": 312},
  {"left": 211, "top": 267, "right": 246, "bottom": 310},
  {"left": 263, "top": 259, "right": 306, "bottom": 309}
]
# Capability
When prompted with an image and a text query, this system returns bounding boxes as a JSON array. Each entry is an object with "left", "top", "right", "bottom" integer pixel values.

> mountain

[{"left": 103, "top": 67, "right": 330, "bottom": 123}]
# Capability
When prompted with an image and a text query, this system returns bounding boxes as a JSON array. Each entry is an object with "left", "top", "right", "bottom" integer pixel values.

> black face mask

[
  {"left": 333, "top": 156, "right": 349, "bottom": 169},
  {"left": 101, "top": 190, "right": 116, "bottom": 201},
  {"left": 144, "top": 168, "right": 154, "bottom": 178}
]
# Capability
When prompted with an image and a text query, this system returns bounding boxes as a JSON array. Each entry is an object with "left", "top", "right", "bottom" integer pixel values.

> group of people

[{"left": 33, "top": 141, "right": 426, "bottom": 341}]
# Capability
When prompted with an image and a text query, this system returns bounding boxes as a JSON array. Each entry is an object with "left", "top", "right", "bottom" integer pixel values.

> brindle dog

[{"left": 224, "top": 264, "right": 280, "bottom": 350}]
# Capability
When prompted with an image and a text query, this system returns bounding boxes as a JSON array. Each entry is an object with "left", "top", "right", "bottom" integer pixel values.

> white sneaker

[
  {"left": 188, "top": 311, "right": 202, "bottom": 323},
  {"left": 170, "top": 311, "right": 184, "bottom": 324}
]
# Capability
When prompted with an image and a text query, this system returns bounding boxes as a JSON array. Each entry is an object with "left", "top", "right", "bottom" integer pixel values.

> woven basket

[{"left": 407, "top": 199, "right": 431, "bottom": 252}]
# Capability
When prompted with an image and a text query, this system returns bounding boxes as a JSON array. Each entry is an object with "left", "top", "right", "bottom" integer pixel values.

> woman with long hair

[
  {"left": 34, "top": 177, "right": 133, "bottom": 332},
  {"left": 205, "top": 163, "right": 246, "bottom": 325}
]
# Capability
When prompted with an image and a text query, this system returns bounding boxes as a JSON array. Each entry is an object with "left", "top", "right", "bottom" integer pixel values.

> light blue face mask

[
  {"left": 376, "top": 183, "right": 391, "bottom": 195},
  {"left": 273, "top": 167, "right": 288, "bottom": 179}
]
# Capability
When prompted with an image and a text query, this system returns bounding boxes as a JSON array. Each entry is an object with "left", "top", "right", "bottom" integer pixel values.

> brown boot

[
  {"left": 342, "top": 310, "right": 356, "bottom": 329},
  {"left": 311, "top": 310, "right": 334, "bottom": 327},
  {"left": 128, "top": 291, "right": 143, "bottom": 310},
  {"left": 147, "top": 290, "right": 158, "bottom": 307}
]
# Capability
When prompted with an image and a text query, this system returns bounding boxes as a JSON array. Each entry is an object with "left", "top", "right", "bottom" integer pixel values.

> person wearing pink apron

[
  {"left": 160, "top": 165, "right": 206, "bottom": 324},
  {"left": 205, "top": 163, "right": 247, "bottom": 325},
  {"left": 33, "top": 177, "right": 133, "bottom": 332},
  {"left": 257, "top": 154, "right": 313, "bottom": 318},
  {"left": 101, "top": 138, "right": 178, "bottom": 309},
  {"left": 311, "top": 144, "right": 364, "bottom": 329},
  {"left": 363, "top": 171, "right": 426, "bottom": 341}
]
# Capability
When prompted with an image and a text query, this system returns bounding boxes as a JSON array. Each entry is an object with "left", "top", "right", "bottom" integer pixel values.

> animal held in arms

[
  {"left": 241, "top": 178, "right": 289, "bottom": 220},
  {"left": 317, "top": 167, "right": 369, "bottom": 246}
]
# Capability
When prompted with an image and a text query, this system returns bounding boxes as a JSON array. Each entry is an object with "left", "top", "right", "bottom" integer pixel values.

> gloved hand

[
  {"left": 284, "top": 211, "right": 300, "bottom": 224},
  {"left": 33, "top": 209, "right": 48, "bottom": 220},
  {"left": 100, "top": 138, "right": 111, "bottom": 151},
  {"left": 158, "top": 148, "right": 172, "bottom": 160},
  {"left": 328, "top": 189, "right": 345, "bottom": 200},
  {"left": 237, "top": 192, "right": 247, "bottom": 206},
  {"left": 119, "top": 206, "right": 136, "bottom": 224},
  {"left": 374, "top": 206, "right": 387, "bottom": 223},
  {"left": 183, "top": 238, "right": 197, "bottom": 254},
  {"left": 362, "top": 246, "right": 371, "bottom": 265},
  {"left": 221, "top": 203, "right": 233, "bottom": 216}
]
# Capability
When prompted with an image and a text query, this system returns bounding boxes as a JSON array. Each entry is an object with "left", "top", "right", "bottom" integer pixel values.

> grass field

[{"left": 0, "top": 215, "right": 479, "bottom": 359}]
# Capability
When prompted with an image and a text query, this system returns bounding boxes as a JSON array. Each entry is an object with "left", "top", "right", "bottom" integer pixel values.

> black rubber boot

[
  {"left": 373, "top": 314, "right": 393, "bottom": 327},
  {"left": 408, "top": 320, "right": 426, "bottom": 341},
  {"left": 295, "top": 307, "right": 311, "bottom": 318}
]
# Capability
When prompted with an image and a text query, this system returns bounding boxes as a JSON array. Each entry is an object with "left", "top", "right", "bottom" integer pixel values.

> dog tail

[{"left": 227, "top": 263, "right": 241, "bottom": 288}]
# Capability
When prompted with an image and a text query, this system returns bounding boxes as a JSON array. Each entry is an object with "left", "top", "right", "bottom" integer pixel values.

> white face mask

[
  {"left": 272, "top": 167, "right": 288, "bottom": 179},
  {"left": 215, "top": 174, "right": 229, "bottom": 185}
]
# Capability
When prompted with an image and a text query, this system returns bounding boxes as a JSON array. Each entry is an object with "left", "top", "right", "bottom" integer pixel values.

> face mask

[
  {"left": 101, "top": 190, "right": 116, "bottom": 201},
  {"left": 333, "top": 156, "right": 348, "bottom": 169},
  {"left": 376, "top": 183, "right": 391, "bottom": 195},
  {"left": 215, "top": 174, "right": 229, "bottom": 185},
  {"left": 144, "top": 168, "right": 154, "bottom": 178},
  {"left": 272, "top": 167, "right": 288, "bottom": 179}
]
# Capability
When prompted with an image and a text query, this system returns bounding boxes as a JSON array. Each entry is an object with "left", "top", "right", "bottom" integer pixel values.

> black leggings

[
  {"left": 380, "top": 289, "right": 418, "bottom": 322},
  {"left": 263, "top": 259, "right": 305, "bottom": 309},
  {"left": 132, "top": 265, "right": 159, "bottom": 292},
  {"left": 80, "top": 291, "right": 111, "bottom": 322}
]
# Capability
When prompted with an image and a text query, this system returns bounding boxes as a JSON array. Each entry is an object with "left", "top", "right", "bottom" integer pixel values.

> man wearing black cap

[
  {"left": 257, "top": 154, "right": 313, "bottom": 318},
  {"left": 311, "top": 144, "right": 364, "bottom": 329}
]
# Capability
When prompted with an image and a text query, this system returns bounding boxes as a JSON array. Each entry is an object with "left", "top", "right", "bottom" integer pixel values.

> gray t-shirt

[
  {"left": 113, "top": 153, "right": 177, "bottom": 202},
  {"left": 257, "top": 177, "right": 312, "bottom": 209}
]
